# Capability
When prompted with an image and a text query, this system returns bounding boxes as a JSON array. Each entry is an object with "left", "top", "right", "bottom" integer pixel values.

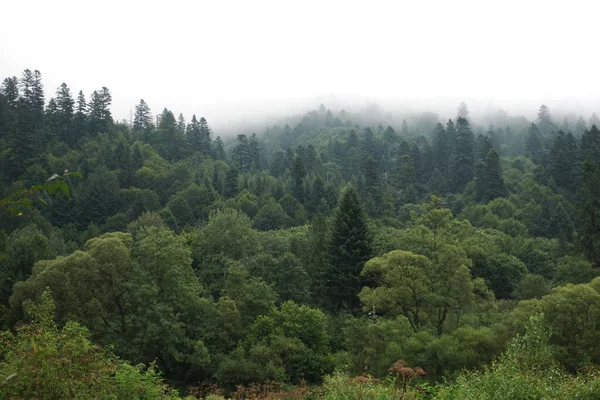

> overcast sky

[{"left": 1, "top": 0, "right": 599, "bottom": 130}]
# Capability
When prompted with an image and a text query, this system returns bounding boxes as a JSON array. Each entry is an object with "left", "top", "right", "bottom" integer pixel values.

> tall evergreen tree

[
  {"left": 450, "top": 117, "right": 475, "bottom": 192},
  {"left": 475, "top": 149, "right": 506, "bottom": 202},
  {"left": 432, "top": 122, "right": 449, "bottom": 173},
  {"left": 249, "top": 133, "right": 261, "bottom": 171},
  {"left": 199, "top": 117, "right": 212, "bottom": 155},
  {"left": 132, "top": 99, "right": 152, "bottom": 137},
  {"left": 213, "top": 136, "right": 226, "bottom": 160},
  {"left": 186, "top": 115, "right": 202, "bottom": 153},
  {"left": 71, "top": 90, "right": 88, "bottom": 143},
  {"left": 578, "top": 157, "right": 600, "bottom": 265},
  {"left": 224, "top": 167, "right": 240, "bottom": 198},
  {"left": 88, "top": 87, "right": 112, "bottom": 135},
  {"left": 328, "top": 186, "right": 372, "bottom": 312},
  {"left": 550, "top": 131, "right": 577, "bottom": 193},
  {"left": 526, "top": 123, "right": 544, "bottom": 164},
  {"left": 291, "top": 154, "right": 306, "bottom": 202},
  {"left": 457, "top": 101, "right": 469, "bottom": 120},
  {"left": 55, "top": 83, "right": 74, "bottom": 143},
  {"left": 233, "top": 134, "right": 252, "bottom": 172},
  {"left": 537, "top": 104, "right": 553, "bottom": 136},
  {"left": 581, "top": 125, "right": 600, "bottom": 165}
]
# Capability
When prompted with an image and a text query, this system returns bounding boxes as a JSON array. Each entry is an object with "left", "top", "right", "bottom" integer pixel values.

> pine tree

[
  {"left": 186, "top": 115, "right": 202, "bottom": 153},
  {"left": 475, "top": 149, "right": 506, "bottom": 202},
  {"left": 526, "top": 123, "right": 544, "bottom": 164},
  {"left": 457, "top": 101, "right": 469, "bottom": 120},
  {"left": 581, "top": 125, "right": 600, "bottom": 165},
  {"left": 328, "top": 186, "right": 372, "bottom": 312},
  {"left": 213, "top": 136, "right": 226, "bottom": 160},
  {"left": 177, "top": 113, "right": 186, "bottom": 135},
  {"left": 401, "top": 119, "right": 409, "bottom": 136},
  {"left": 233, "top": 134, "right": 252, "bottom": 172},
  {"left": 578, "top": 157, "right": 600, "bottom": 265},
  {"left": 291, "top": 154, "right": 306, "bottom": 202},
  {"left": 537, "top": 104, "right": 553, "bottom": 136},
  {"left": 55, "top": 83, "right": 74, "bottom": 142},
  {"left": 549, "top": 131, "right": 577, "bottom": 192},
  {"left": 450, "top": 117, "right": 475, "bottom": 192},
  {"left": 133, "top": 99, "right": 152, "bottom": 136},
  {"left": 88, "top": 87, "right": 112, "bottom": 135},
  {"left": 432, "top": 122, "right": 449, "bottom": 173},
  {"left": 249, "top": 133, "right": 261, "bottom": 171},
  {"left": 72, "top": 90, "right": 88, "bottom": 143},
  {"left": 224, "top": 167, "right": 240, "bottom": 198},
  {"left": 199, "top": 117, "right": 212, "bottom": 155}
]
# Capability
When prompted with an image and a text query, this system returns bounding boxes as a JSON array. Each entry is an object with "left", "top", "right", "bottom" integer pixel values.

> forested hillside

[{"left": 1, "top": 70, "right": 600, "bottom": 399}]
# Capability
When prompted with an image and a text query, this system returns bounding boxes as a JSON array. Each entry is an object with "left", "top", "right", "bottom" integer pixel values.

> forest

[{"left": 1, "top": 69, "right": 600, "bottom": 399}]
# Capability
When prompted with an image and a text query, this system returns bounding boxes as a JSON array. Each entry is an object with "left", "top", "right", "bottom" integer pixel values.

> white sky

[{"left": 1, "top": 0, "right": 599, "bottom": 130}]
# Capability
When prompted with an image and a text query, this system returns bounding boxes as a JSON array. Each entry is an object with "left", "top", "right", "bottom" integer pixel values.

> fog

[{"left": 2, "top": 0, "right": 599, "bottom": 136}]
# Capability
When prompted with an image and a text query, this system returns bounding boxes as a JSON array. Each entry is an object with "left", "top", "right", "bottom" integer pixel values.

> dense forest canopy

[{"left": 1, "top": 69, "right": 600, "bottom": 399}]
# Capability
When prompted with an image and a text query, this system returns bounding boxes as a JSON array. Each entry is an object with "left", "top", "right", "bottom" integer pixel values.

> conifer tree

[
  {"left": 328, "top": 185, "right": 372, "bottom": 312},
  {"left": 526, "top": 123, "right": 544, "bottom": 164},
  {"left": 291, "top": 154, "right": 306, "bottom": 202},
  {"left": 578, "top": 157, "right": 600, "bottom": 265},
  {"left": 224, "top": 167, "right": 240, "bottom": 198},
  {"left": 132, "top": 99, "right": 152, "bottom": 136},
  {"left": 55, "top": 83, "right": 74, "bottom": 142},
  {"left": 537, "top": 104, "right": 553, "bottom": 136},
  {"left": 450, "top": 117, "right": 474, "bottom": 192},
  {"left": 475, "top": 149, "right": 506, "bottom": 202},
  {"left": 213, "top": 136, "right": 226, "bottom": 160}
]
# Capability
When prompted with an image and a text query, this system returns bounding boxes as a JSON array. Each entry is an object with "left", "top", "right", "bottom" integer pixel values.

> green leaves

[{"left": 0, "top": 170, "right": 81, "bottom": 216}]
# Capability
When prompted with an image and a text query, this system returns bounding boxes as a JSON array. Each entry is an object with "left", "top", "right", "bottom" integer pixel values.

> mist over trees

[{"left": 1, "top": 69, "right": 600, "bottom": 398}]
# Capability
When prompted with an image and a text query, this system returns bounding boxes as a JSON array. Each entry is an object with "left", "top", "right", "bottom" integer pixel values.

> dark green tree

[
  {"left": 578, "top": 157, "right": 600, "bottom": 265},
  {"left": 224, "top": 167, "right": 240, "bottom": 198},
  {"left": 132, "top": 99, "right": 152, "bottom": 137},
  {"left": 327, "top": 186, "right": 372, "bottom": 312},
  {"left": 475, "top": 149, "right": 507, "bottom": 202},
  {"left": 450, "top": 117, "right": 475, "bottom": 192}
]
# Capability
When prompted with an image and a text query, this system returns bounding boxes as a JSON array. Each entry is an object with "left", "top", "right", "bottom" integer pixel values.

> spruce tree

[
  {"left": 578, "top": 157, "right": 600, "bottom": 265},
  {"left": 475, "top": 149, "right": 506, "bottom": 202},
  {"left": 224, "top": 167, "right": 240, "bottom": 198},
  {"left": 450, "top": 117, "right": 475, "bottom": 192},
  {"left": 328, "top": 185, "right": 372, "bottom": 312},
  {"left": 526, "top": 123, "right": 544, "bottom": 164},
  {"left": 213, "top": 136, "right": 226, "bottom": 160},
  {"left": 55, "top": 82, "right": 74, "bottom": 142},
  {"left": 537, "top": 104, "right": 553, "bottom": 136},
  {"left": 133, "top": 99, "right": 152, "bottom": 137}
]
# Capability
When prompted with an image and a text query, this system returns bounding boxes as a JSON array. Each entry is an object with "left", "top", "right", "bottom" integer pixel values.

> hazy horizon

[{"left": 2, "top": 0, "right": 599, "bottom": 134}]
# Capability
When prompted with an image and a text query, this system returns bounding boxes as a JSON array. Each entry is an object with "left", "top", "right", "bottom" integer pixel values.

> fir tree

[
  {"left": 328, "top": 185, "right": 372, "bottom": 312},
  {"left": 450, "top": 117, "right": 475, "bottom": 192},
  {"left": 224, "top": 167, "right": 240, "bottom": 198},
  {"left": 133, "top": 99, "right": 152, "bottom": 136}
]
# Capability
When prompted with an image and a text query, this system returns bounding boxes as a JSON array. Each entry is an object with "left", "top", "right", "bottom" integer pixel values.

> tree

[
  {"left": 55, "top": 82, "right": 74, "bottom": 142},
  {"left": 475, "top": 149, "right": 507, "bottom": 202},
  {"left": 88, "top": 87, "right": 112, "bottom": 135},
  {"left": 526, "top": 123, "right": 544, "bottom": 164},
  {"left": 537, "top": 104, "right": 553, "bottom": 136},
  {"left": 186, "top": 115, "right": 202, "bottom": 153},
  {"left": 0, "top": 291, "right": 181, "bottom": 399},
  {"left": 132, "top": 99, "right": 152, "bottom": 136},
  {"left": 233, "top": 134, "right": 251, "bottom": 172},
  {"left": 224, "top": 166, "right": 239, "bottom": 198},
  {"left": 578, "top": 157, "right": 600, "bottom": 265},
  {"left": 214, "top": 136, "right": 226, "bottom": 160},
  {"left": 457, "top": 101, "right": 469, "bottom": 120},
  {"left": 291, "top": 154, "right": 306, "bottom": 202},
  {"left": 450, "top": 117, "right": 475, "bottom": 192},
  {"left": 327, "top": 186, "right": 372, "bottom": 312}
]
